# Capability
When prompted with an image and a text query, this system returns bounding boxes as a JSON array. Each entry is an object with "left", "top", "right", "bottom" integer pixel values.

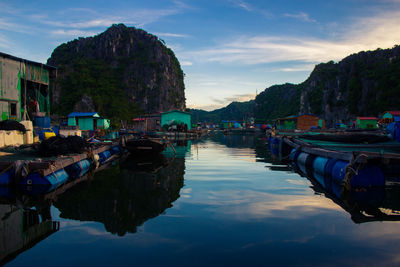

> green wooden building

[
  {"left": 356, "top": 117, "right": 377, "bottom": 129},
  {"left": 276, "top": 116, "right": 297, "bottom": 130},
  {"left": 0, "top": 52, "right": 56, "bottom": 121},
  {"left": 382, "top": 111, "right": 400, "bottom": 122},
  {"left": 68, "top": 112, "right": 110, "bottom": 131},
  {"left": 161, "top": 110, "right": 191, "bottom": 130}
]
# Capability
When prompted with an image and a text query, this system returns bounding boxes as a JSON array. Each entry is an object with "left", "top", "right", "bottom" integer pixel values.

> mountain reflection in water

[
  {"left": 4, "top": 133, "right": 400, "bottom": 266},
  {"left": 54, "top": 156, "right": 185, "bottom": 236}
]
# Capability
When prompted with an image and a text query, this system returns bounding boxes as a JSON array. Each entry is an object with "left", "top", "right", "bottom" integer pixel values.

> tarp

[{"left": 68, "top": 112, "right": 99, "bottom": 118}]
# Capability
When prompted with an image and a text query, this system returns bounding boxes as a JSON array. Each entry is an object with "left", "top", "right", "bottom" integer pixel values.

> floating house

[
  {"left": 221, "top": 120, "right": 242, "bottom": 129},
  {"left": 161, "top": 110, "right": 191, "bottom": 130},
  {"left": 277, "top": 114, "right": 324, "bottom": 130},
  {"left": 0, "top": 52, "right": 56, "bottom": 121},
  {"left": 381, "top": 111, "right": 400, "bottom": 123},
  {"left": 276, "top": 116, "right": 297, "bottom": 130},
  {"left": 132, "top": 114, "right": 161, "bottom": 132},
  {"left": 67, "top": 112, "right": 110, "bottom": 131},
  {"left": 355, "top": 117, "right": 377, "bottom": 129}
]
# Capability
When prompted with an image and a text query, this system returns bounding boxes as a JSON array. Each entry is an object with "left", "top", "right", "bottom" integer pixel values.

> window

[{"left": 10, "top": 103, "right": 17, "bottom": 116}]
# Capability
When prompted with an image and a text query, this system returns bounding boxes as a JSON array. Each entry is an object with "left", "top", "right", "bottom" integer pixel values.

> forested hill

[
  {"left": 254, "top": 45, "right": 400, "bottom": 126},
  {"left": 47, "top": 24, "right": 185, "bottom": 121},
  {"left": 190, "top": 101, "right": 254, "bottom": 124}
]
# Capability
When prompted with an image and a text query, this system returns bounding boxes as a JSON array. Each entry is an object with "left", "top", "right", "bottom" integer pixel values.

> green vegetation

[
  {"left": 54, "top": 58, "right": 141, "bottom": 122},
  {"left": 190, "top": 101, "right": 254, "bottom": 123},
  {"left": 254, "top": 83, "right": 301, "bottom": 123},
  {"left": 48, "top": 24, "right": 185, "bottom": 124},
  {"left": 253, "top": 45, "right": 400, "bottom": 124}
]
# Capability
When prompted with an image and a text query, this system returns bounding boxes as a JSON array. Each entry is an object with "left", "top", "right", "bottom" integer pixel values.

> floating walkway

[
  {"left": 268, "top": 134, "right": 400, "bottom": 191},
  {"left": 0, "top": 139, "right": 127, "bottom": 195}
]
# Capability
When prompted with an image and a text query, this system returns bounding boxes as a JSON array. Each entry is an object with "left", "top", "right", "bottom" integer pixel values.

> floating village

[{"left": 1, "top": 49, "right": 400, "bottom": 263}]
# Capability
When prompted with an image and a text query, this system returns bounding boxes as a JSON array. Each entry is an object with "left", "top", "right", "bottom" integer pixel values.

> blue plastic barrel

[
  {"left": 396, "top": 123, "right": 400, "bottom": 142},
  {"left": 312, "top": 157, "right": 329, "bottom": 187},
  {"left": 33, "top": 116, "right": 51, "bottom": 128},
  {"left": 270, "top": 138, "right": 280, "bottom": 156},
  {"left": 110, "top": 146, "right": 121, "bottom": 155},
  {"left": 289, "top": 149, "right": 301, "bottom": 162},
  {"left": 98, "top": 150, "right": 112, "bottom": 164},
  {"left": 52, "top": 125, "right": 60, "bottom": 135},
  {"left": 331, "top": 181, "right": 343, "bottom": 198},
  {"left": 313, "top": 172, "right": 325, "bottom": 188},
  {"left": 323, "top": 158, "right": 339, "bottom": 192},
  {"left": 296, "top": 152, "right": 309, "bottom": 174},
  {"left": 65, "top": 159, "right": 91, "bottom": 179},
  {"left": 313, "top": 157, "right": 329, "bottom": 176},
  {"left": 20, "top": 169, "right": 69, "bottom": 193},
  {"left": 0, "top": 169, "right": 13, "bottom": 185},
  {"left": 331, "top": 161, "right": 385, "bottom": 187}
]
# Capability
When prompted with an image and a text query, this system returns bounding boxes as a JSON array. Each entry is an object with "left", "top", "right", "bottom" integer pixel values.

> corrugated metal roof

[
  {"left": 68, "top": 112, "right": 99, "bottom": 118},
  {"left": 357, "top": 117, "right": 377, "bottom": 120},
  {"left": 0, "top": 51, "right": 56, "bottom": 70},
  {"left": 161, "top": 109, "right": 190, "bottom": 115},
  {"left": 386, "top": 111, "right": 400, "bottom": 116}
]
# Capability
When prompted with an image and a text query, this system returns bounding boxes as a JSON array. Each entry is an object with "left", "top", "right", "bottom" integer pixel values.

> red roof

[
  {"left": 357, "top": 117, "right": 377, "bottom": 120},
  {"left": 132, "top": 118, "right": 145, "bottom": 122},
  {"left": 386, "top": 111, "right": 400, "bottom": 116}
]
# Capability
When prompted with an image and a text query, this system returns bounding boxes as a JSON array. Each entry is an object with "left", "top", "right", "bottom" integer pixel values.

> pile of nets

[
  {"left": 39, "top": 135, "right": 89, "bottom": 157},
  {"left": 0, "top": 120, "right": 26, "bottom": 133}
]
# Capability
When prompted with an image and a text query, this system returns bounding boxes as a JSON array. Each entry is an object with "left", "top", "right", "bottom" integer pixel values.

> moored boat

[{"left": 125, "top": 137, "right": 167, "bottom": 155}]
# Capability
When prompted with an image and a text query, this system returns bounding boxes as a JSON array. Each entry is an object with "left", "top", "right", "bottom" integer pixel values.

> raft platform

[
  {"left": 269, "top": 134, "right": 400, "bottom": 191},
  {"left": 0, "top": 137, "right": 130, "bottom": 195}
]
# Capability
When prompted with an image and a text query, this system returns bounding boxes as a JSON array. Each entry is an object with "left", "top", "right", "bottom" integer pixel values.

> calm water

[{"left": 2, "top": 133, "right": 400, "bottom": 266}]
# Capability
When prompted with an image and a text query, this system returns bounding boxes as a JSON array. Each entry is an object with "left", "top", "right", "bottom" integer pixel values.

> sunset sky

[{"left": 1, "top": 0, "right": 399, "bottom": 110}]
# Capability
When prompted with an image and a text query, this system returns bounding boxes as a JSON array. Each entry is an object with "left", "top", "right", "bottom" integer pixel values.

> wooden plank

[
  {"left": 33, "top": 142, "right": 118, "bottom": 176},
  {"left": 283, "top": 137, "right": 353, "bottom": 161},
  {"left": 284, "top": 136, "right": 400, "bottom": 164}
]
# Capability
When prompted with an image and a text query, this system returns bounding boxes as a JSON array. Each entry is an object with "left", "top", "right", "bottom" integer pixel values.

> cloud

[
  {"left": 284, "top": 12, "right": 316, "bottom": 23},
  {"left": 236, "top": 1, "right": 253, "bottom": 11},
  {"left": 181, "top": 10, "right": 400, "bottom": 65},
  {"left": 0, "top": 33, "right": 11, "bottom": 49},
  {"left": 154, "top": 32, "right": 191, "bottom": 38},
  {"left": 194, "top": 93, "right": 255, "bottom": 109},
  {"left": 0, "top": 2, "right": 20, "bottom": 15},
  {"left": 50, "top": 29, "right": 98, "bottom": 37},
  {"left": 180, "top": 61, "right": 193, "bottom": 66},
  {"left": 272, "top": 63, "right": 316, "bottom": 72},
  {"left": 0, "top": 18, "right": 36, "bottom": 34},
  {"left": 223, "top": 93, "right": 255, "bottom": 103},
  {"left": 228, "top": 0, "right": 274, "bottom": 18}
]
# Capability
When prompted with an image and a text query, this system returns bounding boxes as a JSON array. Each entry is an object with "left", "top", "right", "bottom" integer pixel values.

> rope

[
  {"left": 342, "top": 153, "right": 368, "bottom": 191},
  {"left": 49, "top": 164, "right": 60, "bottom": 182},
  {"left": 0, "top": 164, "right": 13, "bottom": 177}
]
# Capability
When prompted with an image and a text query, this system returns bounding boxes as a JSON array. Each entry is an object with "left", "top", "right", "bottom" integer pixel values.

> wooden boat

[
  {"left": 120, "top": 154, "right": 168, "bottom": 173},
  {"left": 297, "top": 132, "right": 391, "bottom": 144},
  {"left": 125, "top": 137, "right": 167, "bottom": 155},
  {"left": 267, "top": 134, "right": 400, "bottom": 190}
]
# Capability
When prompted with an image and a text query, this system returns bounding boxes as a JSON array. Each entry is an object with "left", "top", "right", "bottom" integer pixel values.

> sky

[{"left": 1, "top": 0, "right": 400, "bottom": 111}]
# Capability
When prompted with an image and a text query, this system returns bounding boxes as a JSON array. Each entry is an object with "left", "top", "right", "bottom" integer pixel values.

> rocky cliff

[
  {"left": 255, "top": 45, "right": 400, "bottom": 126},
  {"left": 47, "top": 24, "right": 186, "bottom": 120}
]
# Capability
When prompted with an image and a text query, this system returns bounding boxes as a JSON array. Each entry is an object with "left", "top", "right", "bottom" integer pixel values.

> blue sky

[{"left": 1, "top": 0, "right": 400, "bottom": 111}]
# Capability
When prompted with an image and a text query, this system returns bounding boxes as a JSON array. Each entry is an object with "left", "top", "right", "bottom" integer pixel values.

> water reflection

[
  {"left": 266, "top": 147, "right": 400, "bottom": 224},
  {"left": 0, "top": 198, "right": 59, "bottom": 265},
  {"left": 305, "top": 174, "right": 400, "bottom": 223},
  {"left": 54, "top": 156, "right": 185, "bottom": 236},
  {"left": 206, "top": 132, "right": 260, "bottom": 149}
]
